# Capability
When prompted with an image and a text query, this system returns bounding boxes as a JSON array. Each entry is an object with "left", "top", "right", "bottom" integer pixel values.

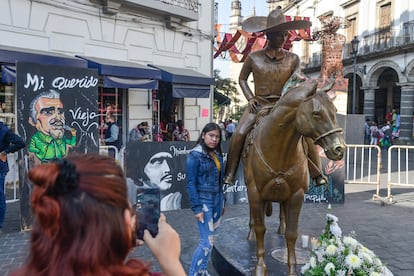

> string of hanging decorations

[{"left": 213, "top": 15, "right": 313, "bottom": 63}]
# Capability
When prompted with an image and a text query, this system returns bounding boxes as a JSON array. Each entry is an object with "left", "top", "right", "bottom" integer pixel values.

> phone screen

[{"left": 135, "top": 187, "right": 160, "bottom": 240}]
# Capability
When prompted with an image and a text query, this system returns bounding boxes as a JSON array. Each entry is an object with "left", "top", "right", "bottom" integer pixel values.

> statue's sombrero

[{"left": 242, "top": 8, "right": 311, "bottom": 33}]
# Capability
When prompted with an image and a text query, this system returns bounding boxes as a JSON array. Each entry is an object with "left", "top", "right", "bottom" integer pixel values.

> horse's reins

[
  {"left": 252, "top": 140, "right": 297, "bottom": 179},
  {"left": 313, "top": 128, "right": 343, "bottom": 144}
]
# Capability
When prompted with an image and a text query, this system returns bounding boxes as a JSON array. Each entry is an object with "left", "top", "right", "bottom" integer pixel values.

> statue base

[{"left": 212, "top": 215, "right": 312, "bottom": 275}]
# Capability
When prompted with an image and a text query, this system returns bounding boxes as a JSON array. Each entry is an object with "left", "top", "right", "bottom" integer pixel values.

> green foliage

[{"left": 213, "top": 69, "right": 241, "bottom": 121}]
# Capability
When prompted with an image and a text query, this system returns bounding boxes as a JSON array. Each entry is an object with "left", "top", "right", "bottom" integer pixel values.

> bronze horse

[{"left": 242, "top": 78, "right": 345, "bottom": 276}]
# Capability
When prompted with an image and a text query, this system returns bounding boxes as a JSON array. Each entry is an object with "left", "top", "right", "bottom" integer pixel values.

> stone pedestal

[{"left": 211, "top": 215, "right": 313, "bottom": 275}]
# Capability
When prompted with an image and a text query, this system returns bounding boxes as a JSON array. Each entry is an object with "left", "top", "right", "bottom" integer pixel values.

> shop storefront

[
  {"left": 149, "top": 64, "right": 214, "bottom": 141},
  {"left": 76, "top": 56, "right": 161, "bottom": 145}
]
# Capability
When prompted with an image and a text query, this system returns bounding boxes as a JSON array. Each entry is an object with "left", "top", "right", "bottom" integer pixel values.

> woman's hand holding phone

[{"left": 144, "top": 213, "right": 186, "bottom": 276}]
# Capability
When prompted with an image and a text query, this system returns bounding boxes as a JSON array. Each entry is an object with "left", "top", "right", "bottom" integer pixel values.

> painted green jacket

[{"left": 28, "top": 131, "right": 76, "bottom": 161}]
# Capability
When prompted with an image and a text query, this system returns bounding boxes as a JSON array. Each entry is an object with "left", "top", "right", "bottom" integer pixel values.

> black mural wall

[
  {"left": 125, "top": 141, "right": 344, "bottom": 211},
  {"left": 16, "top": 62, "right": 99, "bottom": 230}
]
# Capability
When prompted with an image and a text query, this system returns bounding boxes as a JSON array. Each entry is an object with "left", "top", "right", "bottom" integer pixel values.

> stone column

[
  {"left": 398, "top": 83, "right": 414, "bottom": 144},
  {"left": 361, "top": 86, "right": 377, "bottom": 120}
]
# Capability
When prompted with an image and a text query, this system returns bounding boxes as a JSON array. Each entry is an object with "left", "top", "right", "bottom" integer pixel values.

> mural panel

[{"left": 16, "top": 62, "right": 99, "bottom": 164}]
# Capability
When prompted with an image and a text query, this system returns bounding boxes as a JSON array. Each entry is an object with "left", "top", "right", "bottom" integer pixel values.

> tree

[{"left": 213, "top": 69, "right": 244, "bottom": 121}]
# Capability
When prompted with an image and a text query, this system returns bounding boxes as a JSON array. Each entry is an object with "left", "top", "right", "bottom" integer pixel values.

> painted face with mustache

[
  {"left": 35, "top": 97, "right": 65, "bottom": 139},
  {"left": 144, "top": 152, "right": 173, "bottom": 191}
]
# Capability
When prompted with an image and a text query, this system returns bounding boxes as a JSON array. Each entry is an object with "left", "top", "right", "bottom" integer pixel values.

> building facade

[
  {"left": 0, "top": 0, "right": 215, "bottom": 144},
  {"left": 220, "top": 0, "right": 414, "bottom": 143},
  {"left": 287, "top": 0, "right": 414, "bottom": 143}
]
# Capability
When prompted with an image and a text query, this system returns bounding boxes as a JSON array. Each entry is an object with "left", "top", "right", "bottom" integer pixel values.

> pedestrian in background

[
  {"left": 129, "top": 121, "right": 151, "bottom": 142},
  {"left": 364, "top": 118, "right": 371, "bottom": 145},
  {"left": 225, "top": 119, "right": 235, "bottom": 140},
  {"left": 172, "top": 120, "right": 189, "bottom": 141},
  {"left": 370, "top": 121, "right": 379, "bottom": 146},
  {"left": 11, "top": 154, "right": 186, "bottom": 276},
  {"left": 0, "top": 121, "right": 25, "bottom": 236},
  {"left": 103, "top": 114, "right": 121, "bottom": 158},
  {"left": 381, "top": 120, "right": 392, "bottom": 150},
  {"left": 186, "top": 123, "right": 225, "bottom": 276},
  {"left": 218, "top": 121, "right": 226, "bottom": 141}
]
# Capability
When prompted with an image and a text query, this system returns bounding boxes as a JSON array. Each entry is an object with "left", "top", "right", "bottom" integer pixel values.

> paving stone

[{"left": 1, "top": 188, "right": 413, "bottom": 275}]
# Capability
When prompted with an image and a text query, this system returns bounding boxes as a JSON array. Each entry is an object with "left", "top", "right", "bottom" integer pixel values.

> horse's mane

[{"left": 271, "top": 79, "right": 318, "bottom": 113}]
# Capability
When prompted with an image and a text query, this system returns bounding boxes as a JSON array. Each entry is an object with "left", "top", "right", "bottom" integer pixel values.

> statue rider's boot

[
  {"left": 313, "top": 174, "right": 328, "bottom": 187},
  {"left": 224, "top": 143, "right": 243, "bottom": 186}
]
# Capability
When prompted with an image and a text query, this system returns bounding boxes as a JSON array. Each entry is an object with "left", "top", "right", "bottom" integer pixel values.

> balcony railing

[
  {"left": 404, "top": 20, "right": 414, "bottom": 43},
  {"left": 302, "top": 26, "right": 414, "bottom": 70}
]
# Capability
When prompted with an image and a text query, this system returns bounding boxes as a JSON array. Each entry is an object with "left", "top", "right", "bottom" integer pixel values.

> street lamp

[{"left": 351, "top": 36, "right": 360, "bottom": 114}]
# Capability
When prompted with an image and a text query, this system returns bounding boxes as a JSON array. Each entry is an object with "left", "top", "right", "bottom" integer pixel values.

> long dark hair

[
  {"left": 196, "top": 122, "right": 223, "bottom": 156},
  {"left": 15, "top": 154, "right": 150, "bottom": 276}
]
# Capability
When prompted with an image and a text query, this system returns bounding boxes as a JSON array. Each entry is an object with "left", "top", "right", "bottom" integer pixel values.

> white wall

[{"left": 0, "top": 0, "right": 214, "bottom": 138}]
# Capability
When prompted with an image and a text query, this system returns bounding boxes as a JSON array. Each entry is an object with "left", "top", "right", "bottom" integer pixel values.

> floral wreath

[{"left": 301, "top": 213, "right": 393, "bottom": 276}]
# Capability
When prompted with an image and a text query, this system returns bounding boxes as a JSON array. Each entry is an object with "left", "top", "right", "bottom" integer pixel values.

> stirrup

[
  {"left": 223, "top": 174, "right": 235, "bottom": 185},
  {"left": 313, "top": 175, "right": 328, "bottom": 187}
]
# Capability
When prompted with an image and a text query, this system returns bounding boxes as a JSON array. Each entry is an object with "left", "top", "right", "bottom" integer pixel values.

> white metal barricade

[
  {"left": 345, "top": 144, "right": 382, "bottom": 200},
  {"left": 5, "top": 152, "right": 19, "bottom": 203},
  {"left": 99, "top": 145, "right": 125, "bottom": 170},
  {"left": 387, "top": 145, "right": 414, "bottom": 203}
]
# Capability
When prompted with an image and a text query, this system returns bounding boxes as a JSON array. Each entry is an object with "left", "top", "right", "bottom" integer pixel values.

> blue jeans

[
  {"left": 0, "top": 172, "right": 7, "bottom": 229},
  {"left": 189, "top": 192, "right": 224, "bottom": 276}
]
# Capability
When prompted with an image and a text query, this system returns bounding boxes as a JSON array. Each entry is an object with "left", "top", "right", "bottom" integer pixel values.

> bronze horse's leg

[
  {"left": 246, "top": 182, "right": 267, "bottom": 275},
  {"left": 285, "top": 189, "right": 305, "bottom": 276},
  {"left": 278, "top": 202, "right": 287, "bottom": 235}
]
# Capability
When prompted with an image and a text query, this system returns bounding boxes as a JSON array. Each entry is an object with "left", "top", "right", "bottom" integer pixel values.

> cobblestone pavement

[{"left": 1, "top": 186, "right": 414, "bottom": 275}]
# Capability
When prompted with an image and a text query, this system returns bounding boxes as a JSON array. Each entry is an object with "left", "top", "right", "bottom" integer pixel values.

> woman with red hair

[{"left": 11, "top": 154, "right": 185, "bottom": 276}]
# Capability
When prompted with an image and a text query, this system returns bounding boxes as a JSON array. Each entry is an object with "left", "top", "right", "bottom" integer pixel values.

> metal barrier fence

[
  {"left": 344, "top": 144, "right": 382, "bottom": 200},
  {"left": 4, "top": 153, "right": 19, "bottom": 203},
  {"left": 98, "top": 145, "right": 125, "bottom": 170},
  {"left": 387, "top": 145, "right": 414, "bottom": 203}
]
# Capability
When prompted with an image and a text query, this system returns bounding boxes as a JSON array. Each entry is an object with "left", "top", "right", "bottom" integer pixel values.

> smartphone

[{"left": 135, "top": 187, "right": 160, "bottom": 240}]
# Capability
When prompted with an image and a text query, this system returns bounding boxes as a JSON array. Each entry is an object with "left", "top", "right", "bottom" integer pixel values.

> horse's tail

[{"left": 265, "top": 201, "right": 272, "bottom": 217}]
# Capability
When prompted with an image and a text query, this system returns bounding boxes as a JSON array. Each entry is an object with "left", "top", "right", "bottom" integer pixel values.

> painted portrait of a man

[
  {"left": 126, "top": 142, "right": 188, "bottom": 211},
  {"left": 28, "top": 89, "right": 76, "bottom": 162}
]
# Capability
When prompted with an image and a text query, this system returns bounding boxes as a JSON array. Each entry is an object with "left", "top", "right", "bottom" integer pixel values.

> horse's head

[{"left": 295, "top": 80, "right": 345, "bottom": 161}]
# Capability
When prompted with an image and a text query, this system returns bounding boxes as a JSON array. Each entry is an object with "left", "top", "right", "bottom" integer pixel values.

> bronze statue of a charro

[
  {"left": 224, "top": 8, "right": 346, "bottom": 276},
  {"left": 243, "top": 76, "right": 345, "bottom": 275}
]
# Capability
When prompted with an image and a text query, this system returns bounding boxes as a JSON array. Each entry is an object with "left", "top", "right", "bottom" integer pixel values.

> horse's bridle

[{"left": 313, "top": 128, "right": 343, "bottom": 144}]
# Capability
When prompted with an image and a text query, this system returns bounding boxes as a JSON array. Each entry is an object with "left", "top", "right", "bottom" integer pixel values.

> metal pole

[{"left": 352, "top": 54, "right": 357, "bottom": 114}]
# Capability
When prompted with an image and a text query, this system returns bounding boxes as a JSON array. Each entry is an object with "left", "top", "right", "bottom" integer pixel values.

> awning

[
  {"left": 173, "top": 84, "right": 210, "bottom": 98},
  {"left": 149, "top": 65, "right": 214, "bottom": 86},
  {"left": 77, "top": 56, "right": 161, "bottom": 89},
  {"left": 103, "top": 76, "right": 158, "bottom": 89},
  {"left": 0, "top": 45, "right": 87, "bottom": 68},
  {"left": 149, "top": 64, "right": 213, "bottom": 98},
  {"left": 1, "top": 65, "right": 15, "bottom": 83},
  {"left": 214, "top": 90, "right": 231, "bottom": 105}
]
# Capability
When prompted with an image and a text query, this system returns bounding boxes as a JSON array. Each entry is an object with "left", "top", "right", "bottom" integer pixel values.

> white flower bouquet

[{"left": 301, "top": 213, "right": 393, "bottom": 276}]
